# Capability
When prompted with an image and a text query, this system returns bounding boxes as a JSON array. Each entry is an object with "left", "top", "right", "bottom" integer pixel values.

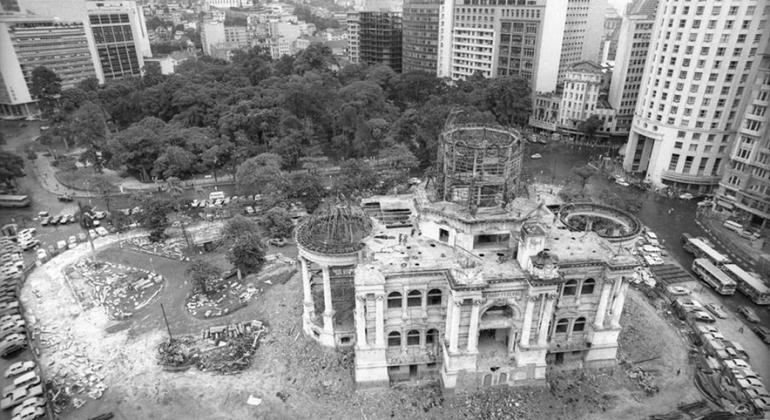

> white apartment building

[
  {"left": 201, "top": 20, "right": 226, "bottom": 55},
  {"left": 557, "top": 0, "right": 608, "bottom": 82},
  {"left": 205, "top": 0, "right": 245, "bottom": 9},
  {"left": 437, "top": 0, "right": 567, "bottom": 93},
  {"left": 608, "top": 0, "right": 657, "bottom": 135},
  {"left": 558, "top": 61, "right": 615, "bottom": 133},
  {"left": 622, "top": 0, "right": 770, "bottom": 193},
  {"left": 715, "top": 45, "right": 770, "bottom": 227}
]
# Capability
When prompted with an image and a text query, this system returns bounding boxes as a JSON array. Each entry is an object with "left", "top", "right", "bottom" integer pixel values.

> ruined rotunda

[{"left": 295, "top": 123, "right": 640, "bottom": 392}]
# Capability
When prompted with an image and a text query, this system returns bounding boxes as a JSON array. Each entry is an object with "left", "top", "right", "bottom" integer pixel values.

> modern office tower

[
  {"left": 599, "top": 7, "right": 622, "bottom": 63},
  {"left": 201, "top": 20, "right": 226, "bottom": 56},
  {"left": 347, "top": 11, "right": 402, "bottom": 72},
  {"left": 557, "top": 0, "right": 609, "bottom": 82},
  {"left": 622, "top": 0, "right": 770, "bottom": 193},
  {"left": 608, "top": 0, "right": 657, "bottom": 135},
  {"left": 715, "top": 45, "right": 770, "bottom": 227},
  {"left": 436, "top": 0, "right": 567, "bottom": 93},
  {"left": 0, "top": 15, "right": 97, "bottom": 118},
  {"left": 86, "top": 0, "right": 151, "bottom": 80},
  {"left": 402, "top": 0, "right": 441, "bottom": 73}
]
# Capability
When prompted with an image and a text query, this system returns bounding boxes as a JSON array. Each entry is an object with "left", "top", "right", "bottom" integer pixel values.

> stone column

[
  {"left": 537, "top": 294, "right": 555, "bottom": 347},
  {"left": 401, "top": 287, "right": 408, "bottom": 318},
  {"left": 322, "top": 266, "right": 334, "bottom": 335},
  {"left": 593, "top": 280, "right": 612, "bottom": 329},
  {"left": 375, "top": 294, "right": 385, "bottom": 347},
  {"left": 467, "top": 299, "right": 481, "bottom": 352},
  {"left": 610, "top": 279, "right": 629, "bottom": 329},
  {"left": 355, "top": 295, "right": 367, "bottom": 348},
  {"left": 449, "top": 299, "right": 462, "bottom": 353},
  {"left": 445, "top": 295, "right": 454, "bottom": 341},
  {"left": 519, "top": 295, "right": 536, "bottom": 348},
  {"left": 300, "top": 257, "right": 314, "bottom": 318}
]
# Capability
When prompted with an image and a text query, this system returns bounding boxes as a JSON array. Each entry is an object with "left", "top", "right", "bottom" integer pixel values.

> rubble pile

[
  {"left": 33, "top": 324, "right": 107, "bottom": 411},
  {"left": 122, "top": 236, "right": 188, "bottom": 260},
  {"left": 64, "top": 259, "right": 164, "bottom": 320},
  {"left": 157, "top": 320, "right": 267, "bottom": 375},
  {"left": 186, "top": 261, "right": 296, "bottom": 319},
  {"left": 626, "top": 366, "right": 660, "bottom": 395}
]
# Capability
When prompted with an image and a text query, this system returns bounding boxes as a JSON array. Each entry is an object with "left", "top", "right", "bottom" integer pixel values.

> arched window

[
  {"left": 425, "top": 328, "right": 439, "bottom": 345},
  {"left": 388, "top": 331, "right": 401, "bottom": 347},
  {"left": 581, "top": 279, "right": 595, "bottom": 295},
  {"left": 555, "top": 318, "right": 569, "bottom": 333},
  {"left": 407, "top": 329, "right": 420, "bottom": 345},
  {"left": 407, "top": 290, "right": 422, "bottom": 307},
  {"left": 427, "top": 289, "right": 442, "bottom": 305},
  {"left": 387, "top": 292, "right": 402, "bottom": 309},
  {"left": 563, "top": 280, "right": 578, "bottom": 296},
  {"left": 572, "top": 317, "right": 586, "bottom": 332}
]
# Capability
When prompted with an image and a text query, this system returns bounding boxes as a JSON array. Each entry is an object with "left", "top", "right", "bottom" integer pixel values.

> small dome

[{"left": 296, "top": 204, "right": 373, "bottom": 255}]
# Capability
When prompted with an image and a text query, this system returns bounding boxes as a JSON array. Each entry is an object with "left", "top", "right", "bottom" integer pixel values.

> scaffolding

[
  {"left": 295, "top": 204, "right": 373, "bottom": 255},
  {"left": 437, "top": 124, "right": 524, "bottom": 210}
]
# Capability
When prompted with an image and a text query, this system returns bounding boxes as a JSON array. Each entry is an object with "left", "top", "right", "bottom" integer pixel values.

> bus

[
  {"left": 721, "top": 264, "right": 770, "bottom": 306},
  {"left": 0, "top": 195, "right": 29, "bottom": 208},
  {"left": 691, "top": 258, "right": 737, "bottom": 295},
  {"left": 683, "top": 237, "right": 731, "bottom": 266}
]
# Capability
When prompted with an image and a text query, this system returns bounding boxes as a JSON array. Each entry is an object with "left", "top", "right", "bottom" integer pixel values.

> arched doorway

[{"left": 478, "top": 304, "right": 518, "bottom": 359}]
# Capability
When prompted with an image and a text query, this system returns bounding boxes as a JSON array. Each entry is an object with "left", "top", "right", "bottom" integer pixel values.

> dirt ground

[{"left": 20, "top": 235, "right": 704, "bottom": 420}]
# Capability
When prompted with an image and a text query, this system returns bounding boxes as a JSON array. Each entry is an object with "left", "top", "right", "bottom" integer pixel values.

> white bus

[
  {"left": 0, "top": 195, "right": 30, "bottom": 208},
  {"left": 683, "top": 237, "right": 731, "bottom": 266},
  {"left": 692, "top": 258, "right": 737, "bottom": 295},
  {"left": 721, "top": 264, "right": 770, "bottom": 306}
]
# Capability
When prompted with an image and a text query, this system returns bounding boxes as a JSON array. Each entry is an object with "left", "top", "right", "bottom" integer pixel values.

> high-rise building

[
  {"left": 436, "top": 0, "right": 567, "bottom": 93},
  {"left": 557, "top": 0, "right": 608, "bottom": 82},
  {"left": 401, "top": 0, "right": 441, "bottom": 74},
  {"left": 201, "top": 20, "right": 226, "bottom": 56},
  {"left": 715, "top": 44, "right": 770, "bottom": 227},
  {"left": 0, "top": 15, "right": 97, "bottom": 118},
  {"left": 347, "top": 11, "right": 402, "bottom": 72},
  {"left": 599, "top": 6, "right": 622, "bottom": 63},
  {"left": 622, "top": 0, "right": 770, "bottom": 193},
  {"left": 86, "top": 1, "right": 151, "bottom": 81},
  {"left": 608, "top": 0, "right": 657, "bottom": 135}
]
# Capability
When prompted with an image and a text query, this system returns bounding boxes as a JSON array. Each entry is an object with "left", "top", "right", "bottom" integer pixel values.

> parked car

[
  {"left": 752, "top": 326, "right": 770, "bottom": 344},
  {"left": 88, "top": 229, "right": 98, "bottom": 239},
  {"left": 55, "top": 240, "right": 66, "bottom": 250},
  {"left": 4, "top": 361, "right": 35, "bottom": 378},
  {"left": 267, "top": 238, "right": 286, "bottom": 247},
  {"left": 35, "top": 249, "right": 46, "bottom": 261},
  {"left": 692, "top": 310, "right": 716, "bottom": 323},
  {"left": 738, "top": 306, "right": 761, "bottom": 323},
  {"left": 57, "top": 194, "right": 73, "bottom": 202},
  {"left": 244, "top": 206, "right": 255, "bottom": 215},
  {"left": 0, "top": 384, "right": 42, "bottom": 409},
  {"left": 2, "top": 372, "right": 40, "bottom": 395},
  {"left": 11, "top": 404, "right": 45, "bottom": 420},
  {"left": 67, "top": 214, "right": 77, "bottom": 224},
  {"left": 0, "top": 337, "right": 27, "bottom": 358},
  {"left": 10, "top": 397, "right": 46, "bottom": 418},
  {"left": 36, "top": 212, "right": 48, "bottom": 219},
  {"left": 704, "top": 303, "right": 728, "bottom": 319},
  {"left": 67, "top": 236, "right": 77, "bottom": 249},
  {"left": 39, "top": 217, "right": 50, "bottom": 227},
  {"left": 95, "top": 227, "right": 109, "bottom": 236},
  {"left": 93, "top": 210, "right": 107, "bottom": 220}
]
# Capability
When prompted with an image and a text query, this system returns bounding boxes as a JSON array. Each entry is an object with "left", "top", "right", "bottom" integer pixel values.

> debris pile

[
  {"left": 186, "top": 261, "right": 296, "bottom": 319},
  {"left": 626, "top": 366, "right": 660, "bottom": 395},
  {"left": 33, "top": 325, "right": 108, "bottom": 411},
  {"left": 122, "top": 236, "right": 188, "bottom": 260},
  {"left": 157, "top": 320, "right": 267, "bottom": 374},
  {"left": 64, "top": 259, "right": 164, "bottom": 319}
]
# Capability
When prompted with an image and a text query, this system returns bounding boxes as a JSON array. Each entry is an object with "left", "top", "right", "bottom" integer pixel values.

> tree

[
  {"left": 262, "top": 207, "right": 293, "bottom": 238},
  {"left": 30, "top": 66, "right": 62, "bottom": 117},
  {"left": 89, "top": 176, "right": 115, "bottom": 212},
  {"left": 227, "top": 232, "right": 266, "bottom": 275},
  {"left": 336, "top": 159, "right": 377, "bottom": 195},
  {"left": 572, "top": 165, "right": 597, "bottom": 189},
  {"left": 286, "top": 172, "right": 326, "bottom": 213},
  {"left": 235, "top": 153, "right": 285, "bottom": 197},
  {"left": 185, "top": 260, "right": 220, "bottom": 295},
  {"left": 578, "top": 115, "right": 603, "bottom": 142},
  {"left": 135, "top": 197, "right": 175, "bottom": 242},
  {"left": 482, "top": 76, "right": 532, "bottom": 126},
  {"left": 0, "top": 152, "right": 25, "bottom": 189},
  {"left": 222, "top": 215, "right": 260, "bottom": 244}
]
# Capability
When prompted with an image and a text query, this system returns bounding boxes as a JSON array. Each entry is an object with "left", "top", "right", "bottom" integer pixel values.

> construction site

[{"left": 3, "top": 122, "right": 768, "bottom": 419}]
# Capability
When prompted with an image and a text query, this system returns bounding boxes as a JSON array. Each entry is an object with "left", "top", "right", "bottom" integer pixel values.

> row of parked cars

[
  {"left": 38, "top": 210, "right": 108, "bottom": 227},
  {"left": 1, "top": 360, "right": 46, "bottom": 419}
]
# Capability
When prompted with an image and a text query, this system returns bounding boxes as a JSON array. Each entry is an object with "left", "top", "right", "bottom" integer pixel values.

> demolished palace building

[{"left": 295, "top": 123, "right": 640, "bottom": 392}]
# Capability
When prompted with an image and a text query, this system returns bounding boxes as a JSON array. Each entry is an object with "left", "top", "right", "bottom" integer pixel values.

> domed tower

[
  {"left": 436, "top": 124, "right": 524, "bottom": 211},
  {"left": 295, "top": 204, "right": 373, "bottom": 347}
]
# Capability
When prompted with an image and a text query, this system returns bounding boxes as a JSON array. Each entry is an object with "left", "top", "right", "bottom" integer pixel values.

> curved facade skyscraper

[{"left": 623, "top": 0, "right": 770, "bottom": 193}]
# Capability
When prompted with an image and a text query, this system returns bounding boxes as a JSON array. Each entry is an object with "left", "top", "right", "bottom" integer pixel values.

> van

[
  {"left": 723, "top": 220, "right": 743, "bottom": 232},
  {"left": 209, "top": 191, "right": 225, "bottom": 201}
]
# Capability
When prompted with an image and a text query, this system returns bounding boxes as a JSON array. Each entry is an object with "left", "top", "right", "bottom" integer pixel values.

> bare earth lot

[{"left": 21, "top": 238, "right": 702, "bottom": 420}]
